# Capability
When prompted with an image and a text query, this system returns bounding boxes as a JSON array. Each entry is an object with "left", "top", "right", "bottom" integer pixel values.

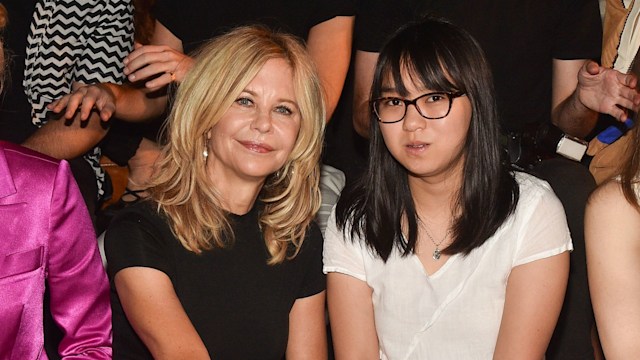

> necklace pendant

[{"left": 433, "top": 248, "right": 441, "bottom": 261}]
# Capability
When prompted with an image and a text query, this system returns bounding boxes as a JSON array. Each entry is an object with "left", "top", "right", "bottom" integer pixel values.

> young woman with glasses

[{"left": 324, "top": 18, "right": 571, "bottom": 359}]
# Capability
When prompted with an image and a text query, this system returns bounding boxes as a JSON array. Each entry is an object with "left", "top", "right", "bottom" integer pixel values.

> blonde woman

[
  {"left": 104, "top": 26, "right": 327, "bottom": 359},
  {"left": 586, "top": 110, "right": 640, "bottom": 358}
]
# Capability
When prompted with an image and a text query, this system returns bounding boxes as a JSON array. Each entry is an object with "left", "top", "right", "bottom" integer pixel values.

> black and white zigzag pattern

[{"left": 23, "top": 0, "right": 134, "bottom": 197}]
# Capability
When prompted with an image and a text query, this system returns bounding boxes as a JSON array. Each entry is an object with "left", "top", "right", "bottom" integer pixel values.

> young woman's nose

[{"left": 402, "top": 104, "right": 427, "bottom": 132}]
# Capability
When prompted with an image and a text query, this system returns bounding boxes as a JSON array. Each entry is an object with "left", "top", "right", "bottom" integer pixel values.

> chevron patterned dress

[{"left": 23, "top": 0, "right": 134, "bottom": 198}]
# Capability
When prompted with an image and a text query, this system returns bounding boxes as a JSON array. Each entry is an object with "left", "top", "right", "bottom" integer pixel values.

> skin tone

[
  {"left": 306, "top": 15, "right": 354, "bottom": 120},
  {"left": 205, "top": 58, "right": 302, "bottom": 213},
  {"left": 45, "top": 77, "right": 163, "bottom": 195},
  {"left": 328, "top": 272, "right": 380, "bottom": 360},
  {"left": 114, "top": 58, "right": 327, "bottom": 359},
  {"left": 329, "top": 71, "right": 569, "bottom": 358},
  {"left": 46, "top": 80, "right": 166, "bottom": 124},
  {"left": 552, "top": 59, "right": 640, "bottom": 138},
  {"left": 353, "top": 52, "right": 640, "bottom": 139},
  {"left": 586, "top": 181, "right": 640, "bottom": 359},
  {"left": 493, "top": 254, "right": 568, "bottom": 359},
  {"left": 114, "top": 268, "right": 210, "bottom": 359},
  {"left": 23, "top": 83, "right": 110, "bottom": 159}
]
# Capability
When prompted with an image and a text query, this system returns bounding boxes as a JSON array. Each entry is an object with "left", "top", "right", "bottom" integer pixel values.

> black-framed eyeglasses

[{"left": 372, "top": 91, "right": 465, "bottom": 123}]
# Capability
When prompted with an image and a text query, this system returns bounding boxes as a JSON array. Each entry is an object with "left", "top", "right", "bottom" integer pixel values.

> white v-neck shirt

[{"left": 323, "top": 172, "right": 572, "bottom": 360}]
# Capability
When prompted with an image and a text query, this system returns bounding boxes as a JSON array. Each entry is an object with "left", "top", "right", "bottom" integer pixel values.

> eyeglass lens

[{"left": 374, "top": 93, "right": 454, "bottom": 123}]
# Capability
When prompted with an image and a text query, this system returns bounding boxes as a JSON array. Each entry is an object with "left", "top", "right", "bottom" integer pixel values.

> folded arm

[
  {"left": 45, "top": 20, "right": 187, "bottom": 131},
  {"left": 47, "top": 81, "right": 168, "bottom": 123},
  {"left": 307, "top": 16, "right": 355, "bottom": 121},
  {"left": 22, "top": 0, "right": 135, "bottom": 159},
  {"left": 22, "top": 110, "right": 109, "bottom": 159},
  {"left": 352, "top": 50, "right": 378, "bottom": 138}
]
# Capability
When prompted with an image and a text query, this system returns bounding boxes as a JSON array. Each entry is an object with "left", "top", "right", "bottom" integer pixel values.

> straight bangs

[{"left": 374, "top": 34, "right": 466, "bottom": 101}]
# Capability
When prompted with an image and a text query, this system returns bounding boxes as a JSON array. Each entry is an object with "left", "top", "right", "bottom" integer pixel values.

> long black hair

[{"left": 336, "top": 17, "right": 519, "bottom": 261}]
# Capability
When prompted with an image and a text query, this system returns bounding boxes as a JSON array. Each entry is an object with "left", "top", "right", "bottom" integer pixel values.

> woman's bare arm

[
  {"left": 327, "top": 273, "right": 380, "bottom": 359},
  {"left": 286, "top": 291, "right": 328, "bottom": 359},
  {"left": 586, "top": 181, "right": 640, "bottom": 358},
  {"left": 494, "top": 252, "right": 569, "bottom": 359},
  {"left": 114, "top": 267, "right": 210, "bottom": 360}
]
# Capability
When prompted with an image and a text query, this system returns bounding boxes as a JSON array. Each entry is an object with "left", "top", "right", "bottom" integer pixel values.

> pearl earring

[{"left": 203, "top": 131, "right": 210, "bottom": 160}]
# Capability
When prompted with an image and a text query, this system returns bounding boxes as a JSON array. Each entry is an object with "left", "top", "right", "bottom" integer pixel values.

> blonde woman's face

[{"left": 206, "top": 58, "right": 301, "bottom": 186}]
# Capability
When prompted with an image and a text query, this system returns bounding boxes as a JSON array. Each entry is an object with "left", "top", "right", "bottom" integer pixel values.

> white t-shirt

[{"left": 323, "top": 172, "right": 572, "bottom": 360}]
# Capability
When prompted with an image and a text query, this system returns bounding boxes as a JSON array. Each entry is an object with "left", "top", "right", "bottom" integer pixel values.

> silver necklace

[{"left": 417, "top": 218, "right": 450, "bottom": 261}]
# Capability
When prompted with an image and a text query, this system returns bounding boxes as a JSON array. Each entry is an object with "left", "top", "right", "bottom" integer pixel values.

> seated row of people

[{"left": 2, "top": 4, "right": 640, "bottom": 360}]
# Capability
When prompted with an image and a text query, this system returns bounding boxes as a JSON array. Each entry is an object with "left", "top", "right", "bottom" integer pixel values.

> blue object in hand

[{"left": 596, "top": 118, "right": 635, "bottom": 144}]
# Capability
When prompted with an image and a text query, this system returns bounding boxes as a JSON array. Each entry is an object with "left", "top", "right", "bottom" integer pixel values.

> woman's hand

[
  {"left": 47, "top": 82, "right": 117, "bottom": 122},
  {"left": 124, "top": 43, "right": 194, "bottom": 90}
]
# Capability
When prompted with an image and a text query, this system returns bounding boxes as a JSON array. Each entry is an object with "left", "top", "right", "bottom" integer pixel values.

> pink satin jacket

[{"left": 0, "top": 142, "right": 112, "bottom": 359}]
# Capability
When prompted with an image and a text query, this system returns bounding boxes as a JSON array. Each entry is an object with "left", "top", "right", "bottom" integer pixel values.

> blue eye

[
  {"left": 275, "top": 105, "right": 293, "bottom": 115},
  {"left": 236, "top": 97, "right": 253, "bottom": 106}
]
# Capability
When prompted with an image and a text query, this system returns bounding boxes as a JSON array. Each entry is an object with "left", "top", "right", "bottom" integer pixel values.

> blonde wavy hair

[{"left": 150, "top": 26, "right": 325, "bottom": 265}]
